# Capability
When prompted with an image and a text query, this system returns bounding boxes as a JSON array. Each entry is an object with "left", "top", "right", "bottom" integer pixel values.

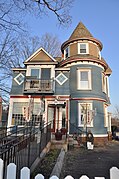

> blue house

[{"left": 8, "top": 22, "right": 112, "bottom": 145}]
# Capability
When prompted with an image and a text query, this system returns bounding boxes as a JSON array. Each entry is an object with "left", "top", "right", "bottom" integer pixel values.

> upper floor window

[
  {"left": 31, "top": 69, "right": 40, "bottom": 78},
  {"left": 102, "top": 73, "right": 109, "bottom": 96},
  {"left": 78, "top": 43, "right": 89, "bottom": 54},
  {"left": 97, "top": 46, "right": 101, "bottom": 59},
  {"left": 64, "top": 46, "right": 70, "bottom": 59},
  {"left": 77, "top": 69, "right": 92, "bottom": 90}
]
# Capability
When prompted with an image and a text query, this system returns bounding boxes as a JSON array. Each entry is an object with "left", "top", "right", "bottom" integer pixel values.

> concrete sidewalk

[{"left": 60, "top": 141, "right": 119, "bottom": 179}]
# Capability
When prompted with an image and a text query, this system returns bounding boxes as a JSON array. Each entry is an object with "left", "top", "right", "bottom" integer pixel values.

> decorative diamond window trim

[
  {"left": 55, "top": 72, "right": 68, "bottom": 85},
  {"left": 14, "top": 73, "right": 25, "bottom": 85}
]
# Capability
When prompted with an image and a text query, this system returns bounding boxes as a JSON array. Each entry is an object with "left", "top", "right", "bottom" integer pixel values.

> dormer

[{"left": 23, "top": 47, "right": 58, "bottom": 94}]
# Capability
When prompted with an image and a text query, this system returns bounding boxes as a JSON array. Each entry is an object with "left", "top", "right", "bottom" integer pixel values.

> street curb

[{"left": 50, "top": 148, "right": 65, "bottom": 178}]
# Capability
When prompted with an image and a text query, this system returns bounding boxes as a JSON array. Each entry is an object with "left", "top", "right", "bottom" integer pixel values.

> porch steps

[
  {"left": 51, "top": 134, "right": 68, "bottom": 151},
  {"left": 68, "top": 135, "right": 80, "bottom": 150}
]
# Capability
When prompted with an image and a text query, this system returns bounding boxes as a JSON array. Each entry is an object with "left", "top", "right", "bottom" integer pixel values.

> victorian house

[{"left": 8, "top": 22, "right": 112, "bottom": 145}]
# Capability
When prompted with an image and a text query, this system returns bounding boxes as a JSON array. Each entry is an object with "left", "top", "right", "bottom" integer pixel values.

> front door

[{"left": 47, "top": 106, "right": 55, "bottom": 132}]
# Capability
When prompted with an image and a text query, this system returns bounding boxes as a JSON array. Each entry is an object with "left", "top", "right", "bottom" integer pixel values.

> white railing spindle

[
  {"left": 110, "top": 167, "right": 119, "bottom": 179},
  {"left": 0, "top": 159, "right": 4, "bottom": 179},
  {"left": 80, "top": 176, "right": 89, "bottom": 179},
  {"left": 35, "top": 174, "right": 45, "bottom": 179},
  {"left": 64, "top": 175, "right": 74, "bottom": 179},
  {"left": 20, "top": 167, "right": 30, "bottom": 179},
  {"left": 7, "top": 163, "right": 16, "bottom": 179}
]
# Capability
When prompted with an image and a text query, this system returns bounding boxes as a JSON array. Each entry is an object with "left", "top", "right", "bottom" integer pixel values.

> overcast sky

[{"left": 24, "top": 0, "right": 119, "bottom": 114}]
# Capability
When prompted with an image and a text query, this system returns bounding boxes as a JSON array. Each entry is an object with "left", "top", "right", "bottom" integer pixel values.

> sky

[{"left": 24, "top": 0, "right": 119, "bottom": 115}]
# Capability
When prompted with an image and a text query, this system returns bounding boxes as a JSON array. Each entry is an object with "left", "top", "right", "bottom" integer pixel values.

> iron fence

[{"left": 0, "top": 122, "right": 51, "bottom": 179}]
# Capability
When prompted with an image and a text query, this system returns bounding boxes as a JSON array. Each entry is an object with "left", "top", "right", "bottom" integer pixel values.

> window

[
  {"left": 14, "top": 73, "right": 25, "bottom": 85},
  {"left": 97, "top": 46, "right": 101, "bottom": 59},
  {"left": 41, "top": 68, "right": 51, "bottom": 80},
  {"left": 102, "top": 73, "right": 108, "bottom": 94},
  {"left": 78, "top": 43, "right": 89, "bottom": 54},
  {"left": 64, "top": 46, "right": 70, "bottom": 59},
  {"left": 78, "top": 103, "right": 93, "bottom": 127},
  {"left": 104, "top": 104, "right": 108, "bottom": 127},
  {"left": 77, "top": 69, "right": 91, "bottom": 90},
  {"left": 56, "top": 72, "right": 68, "bottom": 85},
  {"left": 31, "top": 69, "right": 40, "bottom": 78}
]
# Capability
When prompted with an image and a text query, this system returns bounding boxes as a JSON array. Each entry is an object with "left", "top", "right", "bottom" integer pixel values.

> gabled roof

[
  {"left": 69, "top": 22, "right": 93, "bottom": 40},
  {"left": 24, "top": 47, "right": 57, "bottom": 64}
]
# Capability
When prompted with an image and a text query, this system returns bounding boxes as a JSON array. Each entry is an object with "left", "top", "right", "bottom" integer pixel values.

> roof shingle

[{"left": 69, "top": 22, "right": 93, "bottom": 40}]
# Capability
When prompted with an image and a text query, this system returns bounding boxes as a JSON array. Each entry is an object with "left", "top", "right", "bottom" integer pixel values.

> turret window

[
  {"left": 77, "top": 69, "right": 92, "bottom": 90},
  {"left": 64, "top": 46, "right": 70, "bottom": 59},
  {"left": 78, "top": 43, "right": 89, "bottom": 54}
]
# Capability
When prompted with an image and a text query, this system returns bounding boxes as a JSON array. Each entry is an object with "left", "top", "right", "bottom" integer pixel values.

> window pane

[
  {"left": 65, "top": 47, "right": 69, "bottom": 58},
  {"left": 80, "top": 44, "right": 86, "bottom": 53},
  {"left": 41, "top": 68, "right": 51, "bottom": 80},
  {"left": 80, "top": 81, "right": 89, "bottom": 88},
  {"left": 80, "top": 49, "right": 86, "bottom": 53},
  {"left": 80, "top": 44, "right": 86, "bottom": 49},
  {"left": 31, "top": 69, "right": 39, "bottom": 78},
  {"left": 81, "top": 71, "right": 88, "bottom": 81}
]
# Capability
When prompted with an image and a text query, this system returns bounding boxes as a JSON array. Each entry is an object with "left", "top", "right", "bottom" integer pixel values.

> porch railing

[{"left": 24, "top": 78, "right": 54, "bottom": 93}]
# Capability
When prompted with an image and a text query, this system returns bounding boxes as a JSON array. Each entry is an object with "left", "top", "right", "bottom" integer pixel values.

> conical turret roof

[
  {"left": 61, "top": 21, "right": 103, "bottom": 51},
  {"left": 69, "top": 22, "right": 93, "bottom": 40}
]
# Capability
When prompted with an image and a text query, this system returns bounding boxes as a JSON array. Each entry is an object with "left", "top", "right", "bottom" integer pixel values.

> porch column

[{"left": 7, "top": 98, "right": 13, "bottom": 127}]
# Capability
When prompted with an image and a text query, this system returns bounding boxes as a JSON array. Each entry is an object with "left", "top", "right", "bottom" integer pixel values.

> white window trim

[
  {"left": 26, "top": 65, "right": 55, "bottom": 79},
  {"left": 78, "top": 102, "right": 93, "bottom": 127},
  {"left": 64, "top": 46, "right": 70, "bottom": 60},
  {"left": 77, "top": 68, "right": 92, "bottom": 90},
  {"left": 31, "top": 68, "right": 41, "bottom": 78},
  {"left": 97, "top": 46, "right": 101, "bottom": 59},
  {"left": 78, "top": 43, "right": 89, "bottom": 54},
  {"left": 14, "top": 73, "right": 25, "bottom": 85},
  {"left": 104, "top": 104, "right": 108, "bottom": 127},
  {"left": 102, "top": 73, "right": 107, "bottom": 94}
]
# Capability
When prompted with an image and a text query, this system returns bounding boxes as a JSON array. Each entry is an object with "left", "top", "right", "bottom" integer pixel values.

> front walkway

[{"left": 60, "top": 141, "right": 119, "bottom": 179}]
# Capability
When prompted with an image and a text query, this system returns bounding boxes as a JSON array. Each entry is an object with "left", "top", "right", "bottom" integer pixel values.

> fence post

[
  {"left": 0, "top": 159, "right": 3, "bottom": 179},
  {"left": 110, "top": 167, "right": 119, "bottom": 179},
  {"left": 64, "top": 175, "right": 74, "bottom": 179},
  {"left": 35, "top": 174, "right": 44, "bottom": 179},
  {"left": 20, "top": 167, "right": 30, "bottom": 179},
  {"left": 6, "top": 163, "right": 16, "bottom": 179},
  {"left": 50, "top": 176, "right": 59, "bottom": 179},
  {"left": 80, "top": 176, "right": 90, "bottom": 179}
]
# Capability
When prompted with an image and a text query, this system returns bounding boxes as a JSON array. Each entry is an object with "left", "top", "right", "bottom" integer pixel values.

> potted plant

[{"left": 55, "top": 129, "right": 62, "bottom": 140}]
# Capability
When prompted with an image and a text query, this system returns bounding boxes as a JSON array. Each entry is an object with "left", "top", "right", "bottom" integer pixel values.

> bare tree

[
  {"left": 40, "top": 33, "right": 61, "bottom": 57},
  {"left": 0, "top": 0, "right": 74, "bottom": 30},
  {"left": 0, "top": 33, "right": 61, "bottom": 105},
  {"left": 114, "top": 105, "right": 119, "bottom": 120}
]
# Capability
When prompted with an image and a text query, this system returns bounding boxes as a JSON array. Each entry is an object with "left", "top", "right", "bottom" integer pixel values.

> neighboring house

[{"left": 8, "top": 22, "right": 112, "bottom": 145}]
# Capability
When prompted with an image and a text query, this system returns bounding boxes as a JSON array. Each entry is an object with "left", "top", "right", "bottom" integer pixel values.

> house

[{"left": 8, "top": 22, "right": 112, "bottom": 145}]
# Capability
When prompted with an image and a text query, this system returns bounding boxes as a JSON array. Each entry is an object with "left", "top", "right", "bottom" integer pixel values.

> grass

[{"left": 31, "top": 149, "right": 60, "bottom": 179}]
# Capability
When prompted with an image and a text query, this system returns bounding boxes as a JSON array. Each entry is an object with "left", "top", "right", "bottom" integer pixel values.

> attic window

[
  {"left": 78, "top": 43, "right": 89, "bottom": 54},
  {"left": 14, "top": 73, "right": 25, "bottom": 85}
]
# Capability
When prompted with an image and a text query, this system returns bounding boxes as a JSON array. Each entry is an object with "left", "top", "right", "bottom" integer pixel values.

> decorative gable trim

[{"left": 24, "top": 47, "right": 57, "bottom": 63}]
